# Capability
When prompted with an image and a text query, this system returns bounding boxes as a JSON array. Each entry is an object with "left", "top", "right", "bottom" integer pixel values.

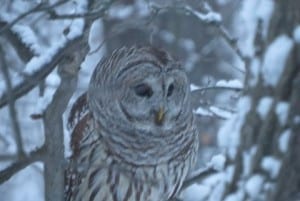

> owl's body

[{"left": 65, "top": 47, "right": 199, "bottom": 201}]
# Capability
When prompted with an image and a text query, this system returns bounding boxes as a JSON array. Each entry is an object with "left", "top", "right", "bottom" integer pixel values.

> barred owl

[{"left": 65, "top": 46, "right": 199, "bottom": 201}]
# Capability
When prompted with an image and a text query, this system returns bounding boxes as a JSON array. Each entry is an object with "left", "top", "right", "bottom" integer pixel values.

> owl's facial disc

[{"left": 118, "top": 70, "right": 189, "bottom": 131}]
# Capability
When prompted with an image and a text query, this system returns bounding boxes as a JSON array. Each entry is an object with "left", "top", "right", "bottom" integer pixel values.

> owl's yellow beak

[{"left": 155, "top": 107, "right": 165, "bottom": 125}]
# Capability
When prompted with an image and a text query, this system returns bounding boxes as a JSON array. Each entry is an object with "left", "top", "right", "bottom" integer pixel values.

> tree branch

[
  {"left": 181, "top": 166, "right": 217, "bottom": 190},
  {"left": 43, "top": 1, "right": 116, "bottom": 200},
  {"left": 192, "top": 85, "right": 243, "bottom": 93},
  {"left": 0, "top": 21, "right": 34, "bottom": 62},
  {"left": 0, "top": 0, "right": 70, "bottom": 35},
  {"left": 183, "top": 3, "right": 247, "bottom": 63},
  {"left": 0, "top": 36, "right": 81, "bottom": 109},
  {"left": 0, "top": 154, "right": 18, "bottom": 161},
  {"left": 0, "top": 0, "right": 117, "bottom": 109},
  {"left": 0, "top": 146, "right": 45, "bottom": 185},
  {"left": 43, "top": 61, "right": 78, "bottom": 201},
  {"left": 0, "top": 45, "right": 25, "bottom": 157},
  {"left": 48, "top": 7, "right": 110, "bottom": 20},
  {"left": 147, "top": 2, "right": 247, "bottom": 63}
]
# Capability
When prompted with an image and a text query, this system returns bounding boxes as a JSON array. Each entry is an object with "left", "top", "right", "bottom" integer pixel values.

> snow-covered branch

[
  {"left": 183, "top": 3, "right": 246, "bottom": 63},
  {"left": 0, "top": 36, "right": 79, "bottom": 109},
  {"left": 0, "top": 21, "right": 34, "bottom": 62},
  {"left": 0, "top": 0, "right": 70, "bottom": 35}
]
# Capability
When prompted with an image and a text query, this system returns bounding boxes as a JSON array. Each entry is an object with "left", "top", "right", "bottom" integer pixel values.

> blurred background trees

[{"left": 0, "top": 0, "right": 299, "bottom": 201}]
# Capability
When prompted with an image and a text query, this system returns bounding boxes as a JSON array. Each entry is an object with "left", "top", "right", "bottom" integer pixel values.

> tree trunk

[{"left": 221, "top": 0, "right": 300, "bottom": 200}]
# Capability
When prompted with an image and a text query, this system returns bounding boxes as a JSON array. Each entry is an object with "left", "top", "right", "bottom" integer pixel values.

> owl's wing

[
  {"left": 65, "top": 93, "right": 95, "bottom": 201},
  {"left": 67, "top": 93, "right": 89, "bottom": 133}
]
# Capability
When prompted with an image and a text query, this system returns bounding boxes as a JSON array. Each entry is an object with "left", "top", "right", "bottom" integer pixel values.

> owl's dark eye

[
  {"left": 167, "top": 83, "right": 174, "bottom": 97},
  {"left": 134, "top": 83, "right": 153, "bottom": 98}
]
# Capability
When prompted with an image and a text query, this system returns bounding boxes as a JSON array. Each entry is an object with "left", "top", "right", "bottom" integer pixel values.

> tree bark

[{"left": 221, "top": 1, "right": 300, "bottom": 200}]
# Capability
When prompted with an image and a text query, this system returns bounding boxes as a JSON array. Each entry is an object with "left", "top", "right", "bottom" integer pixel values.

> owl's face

[
  {"left": 88, "top": 47, "right": 195, "bottom": 163},
  {"left": 116, "top": 62, "right": 190, "bottom": 132},
  {"left": 88, "top": 46, "right": 192, "bottom": 138}
]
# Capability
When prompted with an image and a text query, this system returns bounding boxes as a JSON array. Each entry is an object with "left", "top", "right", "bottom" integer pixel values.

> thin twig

[
  {"left": 181, "top": 166, "right": 217, "bottom": 190},
  {"left": 148, "top": 2, "right": 247, "bottom": 63},
  {"left": 0, "top": 0, "right": 70, "bottom": 35},
  {"left": 49, "top": 8, "right": 107, "bottom": 20},
  {"left": 193, "top": 85, "right": 243, "bottom": 93},
  {"left": 0, "top": 45, "right": 25, "bottom": 157},
  {"left": 0, "top": 154, "right": 19, "bottom": 161},
  {"left": 184, "top": 4, "right": 246, "bottom": 62},
  {"left": 48, "top": 0, "right": 117, "bottom": 20},
  {"left": 0, "top": 146, "right": 45, "bottom": 185},
  {"left": 0, "top": 0, "right": 117, "bottom": 109},
  {"left": 0, "top": 36, "right": 81, "bottom": 109},
  {"left": 217, "top": 25, "right": 246, "bottom": 62}
]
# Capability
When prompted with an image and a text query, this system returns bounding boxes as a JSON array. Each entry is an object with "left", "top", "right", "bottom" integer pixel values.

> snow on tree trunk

[{"left": 217, "top": 0, "right": 300, "bottom": 200}]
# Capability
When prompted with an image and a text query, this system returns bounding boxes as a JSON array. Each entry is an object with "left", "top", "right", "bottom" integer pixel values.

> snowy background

[{"left": 0, "top": 0, "right": 299, "bottom": 201}]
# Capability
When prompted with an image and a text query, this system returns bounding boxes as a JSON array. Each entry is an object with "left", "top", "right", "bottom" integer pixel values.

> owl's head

[
  {"left": 88, "top": 47, "right": 191, "bottom": 131},
  {"left": 88, "top": 46, "right": 192, "bottom": 135},
  {"left": 88, "top": 46, "right": 196, "bottom": 163}
]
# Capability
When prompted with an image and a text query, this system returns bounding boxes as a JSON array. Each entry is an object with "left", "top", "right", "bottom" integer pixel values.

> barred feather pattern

[{"left": 65, "top": 46, "right": 199, "bottom": 201}]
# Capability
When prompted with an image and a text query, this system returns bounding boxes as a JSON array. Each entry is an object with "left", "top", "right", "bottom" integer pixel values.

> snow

[
  {"left": 236, "top": 0, "right": 258, "bottom": 57},
  {"left": 293, "top": 25, "right": 300, "bottom": 43},
  {"left": 249, "top": 58, "right": 260, "bottom": 86},
  {"left": 185, "top": 5, "right": 222, "bottom": 24},
  {"left": 202, "top": 172, "right": 224, "bottom": 187},
  {"left": 275, "top": 101, "right": 289, "bottom": 126},
  {"left": 242, "top": 146, "right": 257, "bottom": 176},
  {"left": 223, "top": 190, "right": 245, "bottom": 201},
  {"left": 262, "top": 35, "right": 294, "bottom": 86},
  {"left": 278, "top": 129, "right": 291, "bottom": 153},
  {"left": 216, "top": 79, "right": 243, "bottom": 89},
  {"left": 218, "top": 96, "right": 252, "bottom": 158},
  {"left": 0, "top": 74, "right": 5, "bottom": 96},
  {"left": 225, "top": 165, "right": 235, "bottom": 183},
  {"left": 89, "top": 19, "right": 105, "bottom": 51},
  {"left": 67, "top": 19, "right": 85, "bottom": 39},
  {"left": 182, "top": 183, "right": 210, "bottom": 201},
  {"left": 194, "top": 106, "right": 233, "bottom": 119},
  {"left": 160, "top": 30, "right": 175, "bottom": 44},
  {"left": 0, "top": 163, "right": 44, "bottom": 201},
  {"left": 12, "top": 25, "right": 41, "bottom": 54},
  {"left": 227, "top": 147, "right": 237, "bottom": 161},
  {"left": 209, "top": 106, "right": 233, "bottom": 119},
  {"left": 236, "top": 0, "right": 274, "bottom": 57},
  {"left": 261, "top": 156, "right": 281, "bottom": 179},
  {"left": 193, "top": 107, "right": 213, "bottom": 117},
  {"left": 0, "top": 1, "right": 89, "bottom": 200},
  {"left": 245, "top": 174, "right": 265, "bottom": 198},
  {"left": 45, "top": 70, "right": 61, "bottom": 87},
  {"left": 256, "top": 96, "right": 273, "bottom": 119},
  {"left": 190, "top": 84, "right": 200, "bottom": 92},
  {"left": 23, "top": 19, "right": 86, "bottom": 75},
  {"left": 185, "top": 52, "right": 200, "bottom": 72},
  {"left": 263, "top": 182, "right": 275, "bottom": 193},
  {"left": 109, "top": 5, "right": 134, "bottom": 19},
  {"left": 256, "top": 0, "right": 274, "bottom": 37},
  {"left": 23, "top": 38, "right": 67, "bottom": 74},
  {"left": 208, "top": 154, "right": 226, "bottom": 171},
  {"left": 208, "top": 181, "right": 226, "bottom": 201},
  {"left": 216, "top": 0, "right": 231, "bottom": 6},
  {"left": 28, "top": 70, "right": 61, "bottom": 114},
  {"left": 136, "top": 0, "right": 151, "bottom": 17},
  {"left": 179, "top": 38, "right": 196, "bottom": 52}
]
